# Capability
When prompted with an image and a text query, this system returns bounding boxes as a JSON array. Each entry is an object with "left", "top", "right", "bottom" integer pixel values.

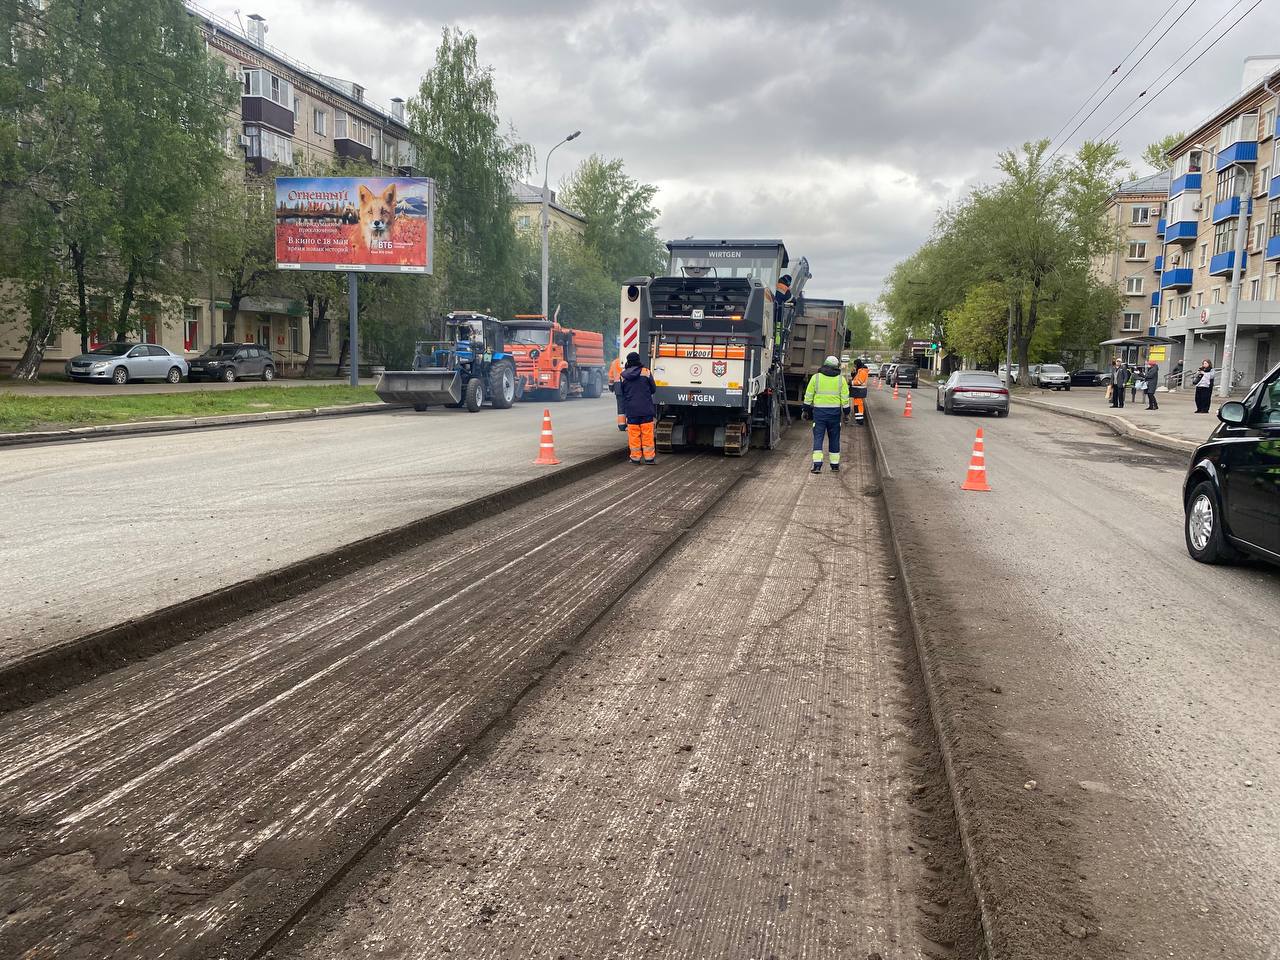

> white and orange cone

[
  {"left": 960, "top": 428, "right": 991, "bottom": 492},
  {"left": 533, "top": 409, "right": 561, "bottom": 465},
  {"left": 892, "top": 383, "right": 899, "bottom": 400},
  {"left": 903, "top": 392, "right": 913, "bottom": 418}
]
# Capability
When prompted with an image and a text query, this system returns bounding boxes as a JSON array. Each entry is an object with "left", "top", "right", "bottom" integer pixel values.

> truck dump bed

[{"left": 785, "top": 298, "right": 845, "bottom": 408}]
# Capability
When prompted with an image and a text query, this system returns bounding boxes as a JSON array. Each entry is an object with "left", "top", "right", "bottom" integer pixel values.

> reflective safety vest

[
  {"left": 804, "top": 371, "right": 850, "bottom": 408},
  {"left": 608, "top": 357, "right": 623, "bottom": 383}
]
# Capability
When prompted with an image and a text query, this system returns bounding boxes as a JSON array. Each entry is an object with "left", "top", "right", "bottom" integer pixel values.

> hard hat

[{"left": 825, "top": 355, "right": 839, "bottom": 367}]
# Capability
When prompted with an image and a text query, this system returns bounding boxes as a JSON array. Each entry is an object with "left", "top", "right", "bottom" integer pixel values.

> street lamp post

[
  {"left": 1219, "top": 163, "right": 1252, "bottom": 397},
  {"left": 541, "top": 130, "right": 581, "bottom": 320}
]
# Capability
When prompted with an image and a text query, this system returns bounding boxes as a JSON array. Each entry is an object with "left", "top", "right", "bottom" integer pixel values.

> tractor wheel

[
  {"left": 489, "top": 363, "right": 515, "bottom": 409},
  {"left": 465, "top": 377, "right": 484, "bottom": 412}
]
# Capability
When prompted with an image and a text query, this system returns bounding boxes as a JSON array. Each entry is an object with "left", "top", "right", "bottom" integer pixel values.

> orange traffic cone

[
  {"left": 533, "top": 409, "right": 561, "bottom": 465},
  {"left": 960, "top": 428, "right": 991, "bottom": 492},
  {"left": 892, "top": 383, "right": 899, "bottom": 400},
  {"left": 903, "top": 392, "right": 913, "bottom": 418}
]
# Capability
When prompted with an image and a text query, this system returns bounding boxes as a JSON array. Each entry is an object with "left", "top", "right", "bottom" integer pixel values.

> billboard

[{"left": 274, "top": 176, "right": 434, "bottom": 274}]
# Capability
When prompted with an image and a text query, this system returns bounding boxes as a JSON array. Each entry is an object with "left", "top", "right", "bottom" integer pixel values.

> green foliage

[
  {"left": 1142, "top": 132, "right": 1185, "bottom": 172},
  {"left": 844, "top": 302, "right": 874, "bottom": 348},
  {"left": 944, "top": 282, "right": 1007, "bottom": 366},
  {"left": 516, "top": 230, "right": 617, "bottom": 332},
  {"left": 407, "top": 28, "right": 529, "bottom": 317},
  {"left": 557, "top": 155, "right": 666, "bottom": 281}
]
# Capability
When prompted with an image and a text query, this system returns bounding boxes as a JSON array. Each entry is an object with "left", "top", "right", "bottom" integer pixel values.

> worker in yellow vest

[
  {"left": 802, "top": 355, "right": 851, "bottom": 473},
  {"left": 850, "top": 359, "right": 870, "bottom": 425},
  {"left": 607, "top": 355, "right": 625, "bottom": 431}
]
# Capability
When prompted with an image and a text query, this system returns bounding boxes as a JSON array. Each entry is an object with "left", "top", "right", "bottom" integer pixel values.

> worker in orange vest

[
  {"left": 850, "top": 359, "right": 870, "bottom": 425},
  {"left": 607, "top": 355, "right": 625, "bottom": 431}
]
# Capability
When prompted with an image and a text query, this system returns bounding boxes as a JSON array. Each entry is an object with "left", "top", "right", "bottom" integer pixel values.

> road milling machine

[{"left": 618, "top": 239, "right": 809, "bottom": 456}]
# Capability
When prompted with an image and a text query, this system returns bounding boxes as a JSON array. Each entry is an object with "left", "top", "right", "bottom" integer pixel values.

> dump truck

[
  {"left": 502, "top": 315, "right": 607, "bottom": 401},
  {"left": 619, "top": 239, "right": 809, "bottom": 456},
  {"left": 784, "top": 297, "right": 847, "bottom": 412},
  {"left": 374, "top": 312, "right": 517, "bottom": 412}
]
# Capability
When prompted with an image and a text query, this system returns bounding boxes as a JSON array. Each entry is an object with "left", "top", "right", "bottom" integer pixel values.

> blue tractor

[{"left": 374, "top": 312, "right": 518, "bottom": 413}]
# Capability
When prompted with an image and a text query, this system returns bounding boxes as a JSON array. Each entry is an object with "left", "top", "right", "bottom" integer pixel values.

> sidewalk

[{"left": 1017, "top": 385, "right": 1215, "bottom": 453}]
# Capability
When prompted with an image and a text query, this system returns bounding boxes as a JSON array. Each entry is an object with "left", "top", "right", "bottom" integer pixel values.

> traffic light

[{"left": 930, "top": 341, "right": 939, "bottom": 351}]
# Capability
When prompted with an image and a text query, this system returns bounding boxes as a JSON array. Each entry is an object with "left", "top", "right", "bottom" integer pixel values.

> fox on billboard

[{"left": 274, "top": 176, "right": 434, "bottom": 274}]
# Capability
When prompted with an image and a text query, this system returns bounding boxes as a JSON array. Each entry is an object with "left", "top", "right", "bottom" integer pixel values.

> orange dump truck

[{"left": 501, "top": 316, "right": 607, "bottom": 401}]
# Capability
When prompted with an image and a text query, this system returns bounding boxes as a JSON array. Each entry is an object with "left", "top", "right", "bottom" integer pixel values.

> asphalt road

[
  {"left": 0, "top": 399, "right": 621, "bottom": 667},
  {"left": 872, "top": 392, "right": 1280, "bottom": 959}
]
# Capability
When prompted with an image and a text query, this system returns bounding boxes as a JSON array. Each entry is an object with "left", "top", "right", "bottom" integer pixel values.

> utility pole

[
  {"left": 1219, "top": 165, "right": 1252, "bottom": 397},
  {"left": 540, "top": 130, "right": 580, "bottom": 319}
]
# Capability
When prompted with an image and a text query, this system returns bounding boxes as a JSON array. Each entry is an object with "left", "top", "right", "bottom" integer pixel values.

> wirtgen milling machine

[{"left": 619, "top": 239, "right": 809, "bottom": 456}]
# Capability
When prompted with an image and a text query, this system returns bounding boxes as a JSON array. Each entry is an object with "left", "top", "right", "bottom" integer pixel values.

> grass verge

[{"left": 0, "top": 385, "right": 380, "bottom": 433}]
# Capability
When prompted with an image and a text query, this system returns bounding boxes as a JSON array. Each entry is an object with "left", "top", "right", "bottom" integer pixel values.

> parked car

[
  {"left": 882, "top": 363, "right": 897, "bottom": 385},
  {"left": 1070, "top": 367, "right": 1107, "bottom": 386},
  {"left": 65, "top": 342, "right": 188, "bottom": 385},
  {"left": 997, "top": 362, "right": 1021, "bottom": 384},
  {"left": 866, "top": 362, "right": 882, "bottom": 378},
  {"left": 1030, "top": 363, "right": 1071, "bottom": 390},
  {"left": 936, "top": 370, "right": 1010, "bottom": 417},
  {"left": 188, "top": 343, "right": 276, "bottom": 382},
  {"left": 891, "top": 362, "right": 918, "bottom": 388},
  {"left": 1183, "top": 360, "right": 1280, "bottom": 566}
]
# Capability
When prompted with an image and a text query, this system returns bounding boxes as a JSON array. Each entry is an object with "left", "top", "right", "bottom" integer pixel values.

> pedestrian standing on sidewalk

[
  {"left": 1129, "top": 363, "right": 1140, "bottom": 403},
  {"left": 802, "top": 355, "right": 850, "bottom": 474},
  {"left": 1193, "top": 359, "right": 1216, "bottom": 413},
  {"left": 617, "top": 352, "right": 657, "bottom": 464},
  {"left": 1145, "top": 360, "right": 1159, "bottom": 410},
  {"left": 1110, "top": 359, "right": 1130, "bottom": 408}
]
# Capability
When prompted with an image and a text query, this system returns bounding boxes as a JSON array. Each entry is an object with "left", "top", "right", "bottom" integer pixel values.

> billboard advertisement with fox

[{"left": 274, "top": 176, "right": 435, "bottom": 274}]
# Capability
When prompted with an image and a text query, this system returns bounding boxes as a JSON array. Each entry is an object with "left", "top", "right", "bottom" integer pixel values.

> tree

[
  {"left": 844, "top": 302, "right": 874, "bottom": 350},
  {"left": 1142, "top": 131, "right": 1185, "bottom": 172},
  {"left": 516, "top": 229, "right": 616, "bottom": 332},
  {"left": 205, "top": 173, "right": 279, "bottom": 337},
  {"left": 944, "top": 281, "right": 1007, "bottom": 366},
  {"left": 407, "top": 28, "right": 529, "bottom": 318},
  {"left": 557, "top": 155, "right": 666, "bottom": 281}
]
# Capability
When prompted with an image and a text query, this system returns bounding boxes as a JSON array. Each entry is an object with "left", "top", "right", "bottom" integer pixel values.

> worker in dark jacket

[
  {"left": 1145, "top": 360, "right": 1159, "bottom": 410},
  {"left": 617, "top": 351, "right": 657, "bottom": 464}
]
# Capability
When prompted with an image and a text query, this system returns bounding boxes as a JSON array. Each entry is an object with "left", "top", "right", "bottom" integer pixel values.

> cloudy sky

[{"left": 208, "top": 0, "right": 1276, "bottom": 304}]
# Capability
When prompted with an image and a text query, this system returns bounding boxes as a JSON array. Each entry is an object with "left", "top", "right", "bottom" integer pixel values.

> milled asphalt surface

[
  {"left": 872, "top": 391, "right": 1280, "bottom": 958},
  {"left": 0, "top": 399, "right": 621, "bottom": 666},
  {"left": 275, "top": 429, "right": 977, "bottom": 960}
]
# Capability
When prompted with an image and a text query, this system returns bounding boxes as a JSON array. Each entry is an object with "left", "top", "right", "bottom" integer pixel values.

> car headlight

[{"left": 92, "top": 362, "right": 108, "bottom": 371}]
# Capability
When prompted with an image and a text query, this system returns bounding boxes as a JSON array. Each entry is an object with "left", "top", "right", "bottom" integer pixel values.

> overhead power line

[{"left": 1049, "top": 0, "right": 1200, "bottom": 158}]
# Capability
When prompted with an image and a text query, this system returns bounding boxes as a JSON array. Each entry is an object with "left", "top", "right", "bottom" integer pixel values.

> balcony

[
  {"left": 1151, "top": 290, "right": 1162, "bottom": 307},
  {"left": 241, "top": 98, "right": 294, "bottom": 136},
  {"left": 1160, "top": 268, "right": 1193, "bottom": 290},
  {"left": 1209, "top": 250, "right": 1247, "bottom": 277},
  {"left": 334, "top": 137, "right": 374, "bottom": 163},
  {"left": 1153, "top": 255, "right": 1163, "bottom": 273},
  {"left": 1216, "top": 140, "right": 1258, "bottom": 169},
  {"left": 1269, "top": 176, "right": 1280, "bottom": 201},
  {"left": 1164, "top": 220, "right": 1198, "bottom": 244},
  {"left": 1212, "top": 196, "right": 1253, "bottom": 223},
  {"left": 1267, "top": 235, "right": 1280, "bottom": 261},
  {"left": 1156, "top": 217, "right": 1166, "bottom": 238},
  {"left": 1169, "top": 172, "right": 1202, "bottom": 197}
]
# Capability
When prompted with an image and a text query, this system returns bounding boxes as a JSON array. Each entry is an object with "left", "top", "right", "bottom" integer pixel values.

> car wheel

[
  {"left": 936, "top": 395, "right": 943, "bottom": 411},
  {"left": 1185, "top": 480, "right": 1238, "bottom": 564},
  {"left": 222, "top": 367, "right": 236, "bottom": 383},
  {"left": 552, "top": 374, "right": 569, "bottom": 402},
  {"left": 112, "top": 366, "right": 128, "bottom": 385},
  {"left": 413, "top": 402, "right": 428, "bottom": 412},
  {"left": 1065, "top": 385, "right": 1071, "bottom": 391},
  {"left": 996, "top": 409, "right": 1008, "bottom": 417},
  {"left": 166, "top": 366, "right": 182, "bottom": 384},
  {"left": 262, "top": 365, "right": 275, "bottom": 382}
]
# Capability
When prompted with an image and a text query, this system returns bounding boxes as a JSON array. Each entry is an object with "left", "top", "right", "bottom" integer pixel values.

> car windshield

[
  {"left": 88, "top": 343, "right": 132, "bottom": 356},
  {"left": 505, "top": 326, "right": 550, "bottom": 346},
  {"left": 958, "top": 374, "right": 1001, "bottom": 386},
  {"left": 205, "top": 345, "right": 238, "bottom": 358},
  {"left": 668, "top": 254, "right": 779, "bottom": 285},
  {"left": 1042, "top": 365, "right": 1066, "bottom": 373}
]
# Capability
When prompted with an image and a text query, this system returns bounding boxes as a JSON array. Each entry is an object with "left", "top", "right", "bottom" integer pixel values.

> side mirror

[{"left": 1218, "top": 401, "right": 1247, "bottom": 426}]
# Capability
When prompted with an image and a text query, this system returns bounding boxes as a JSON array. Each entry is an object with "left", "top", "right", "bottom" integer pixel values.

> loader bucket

[{"left": 374, "top": 369, "right": 463, "bottom": 407}]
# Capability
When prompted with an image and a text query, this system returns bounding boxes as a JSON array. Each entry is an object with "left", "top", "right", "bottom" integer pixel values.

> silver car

[
  {"left": 65, "top": 342, "right": 189, "bottom": 385},
  {"left": 937, "top": 370, "right": 1010, "bottom": 417},
  {"left": 1031, "top": 363, "right": 1071, "bottom": 390}
]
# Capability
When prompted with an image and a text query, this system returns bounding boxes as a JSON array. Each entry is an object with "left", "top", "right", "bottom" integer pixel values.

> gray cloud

[{"left": 221, "top": 0, "right": 1280, "bottom": 304}]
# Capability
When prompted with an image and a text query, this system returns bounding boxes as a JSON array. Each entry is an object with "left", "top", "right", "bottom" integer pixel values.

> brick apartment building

[{"left": 1097, "top": 171, "right": 1170, "bottom": 363}]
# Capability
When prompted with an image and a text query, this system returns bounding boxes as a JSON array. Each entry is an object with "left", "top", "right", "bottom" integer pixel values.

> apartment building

[
  {"left": 0, "top": 4, "right": 416, "bottom": 374},
  {"left": 512, "top": 182, "right": 588, "bottom": 238},
  {"left": 1098, "top": 171, "right": 1170, "bottom": 361},
  {"left": 1156, "top": 56, "right": 1280, "bottom": 389}
]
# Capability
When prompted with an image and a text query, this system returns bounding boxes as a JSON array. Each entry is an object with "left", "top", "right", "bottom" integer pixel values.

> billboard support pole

[{"left": 348, "top": 271, "right": 359, "bottom": 387}]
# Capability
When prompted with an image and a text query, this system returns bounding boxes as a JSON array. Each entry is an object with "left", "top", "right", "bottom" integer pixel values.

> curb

[
  {"left": 1015, "top": 395, "right": 1197, "bottom": 454},
  {"left": 0, "top": 402, "right": 398, "bottom": 448},
  {"left": 0, "top": 446, "right": 628, "bottom": 714},
  {"left": 865, "top": 403, "right": 999, "bottom": 959}
]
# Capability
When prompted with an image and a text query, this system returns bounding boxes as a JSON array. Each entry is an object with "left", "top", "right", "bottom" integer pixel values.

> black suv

[
  {"left": 188, "top": 343, "right": 276, "bottom": 383},
  {"left": 1183, "top": 360, "right": 1280, "bottom": 566},
  {"left": 892, "top": 363, "right": 919, "bottom": 388}
]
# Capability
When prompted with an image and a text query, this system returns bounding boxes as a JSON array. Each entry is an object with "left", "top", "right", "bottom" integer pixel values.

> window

[
  {"left": 1150, "top": 307, "right": 1159, "bottom": 326},
  {"left": 1271, "top": 202, "right": 1280, "bottom": 240},
  {"left": 1213, "top": 288, "right": 1222, "bottom": 304},
  {"left": 1216, "top": 167, "right": 1247, "bottom": 204},
  {"left": 1179, "top": 294, "right": 1191, "bottom": 317},
  {"left": 1260, "top": 165, "right": 1271, "bottom": 195},
  {"left": 1262, "top": 107, "right": 1275, "bottom": 141},
  {"left": 1167, "top": 193, "right": 1196, "bottom": 223},
  {"left": 243, "top": 125, "right": 293, "bottom": 164},
  {"left": 1269, "top": 272, "right": 1280, "bottom": 301},
  {"left": 1255, "top": 221, "right": 1267, "bottom": 250},
  {"left": 1125, "top": 276, "right": 1144, "bottom": 295},
  {"left": 334, "top": 110, "right": 372, "bottom": 145},
  {"left": 517, "top": 215, "right": 531, "bottom": 229},
  {"left": 288, "top": 318, "right": 301, "bottom": 354},
  {"left": 1131, "top": 205, "right": 1151, "bottom": 225},
  {"left": 313, "top": 108, "right": 327, "bottom": 136},
  {"left": 1171, "top": 150, "right": 1203, "bottom": 177},
  {"left": 1196, "top": 291, "right": 1204, "bottom": 307},
  {"left": 1251, "top": 278, "right": 1261, "bottom": 300},
  {"left": 1219, "top": 113, "right": 1258, "bottom": 150},
  {"left": 183, "top": 306, "right": 201, "bottom": 351},
  {"left": 314, "top": 319, "right": 331, "bottom": 356},
  {"left": 223, "top": 313, "right": 236, "bottom": 342},
  {"left": 1127, "top": 241, "right": 1148, "bottom": 260},
  {"left": 1122, "top": 312, "right": 1142, "bottom": 331},
  {"left": 241, "top": 69, "right": 293, "bottom": 110},
  {"left": 1214, "top": 220, "right": 1236, "bottom": 256},
  {"left": 1200, "top": 243, "right": 1208, "bottom": 267}
]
